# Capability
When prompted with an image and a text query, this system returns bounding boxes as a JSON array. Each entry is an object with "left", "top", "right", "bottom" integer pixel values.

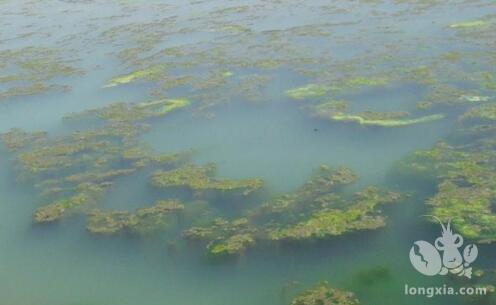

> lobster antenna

[{"left": 421, "top": 215, "right": 446, "bottom": 232}]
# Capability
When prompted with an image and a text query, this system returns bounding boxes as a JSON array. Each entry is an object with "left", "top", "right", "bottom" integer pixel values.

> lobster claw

[{"left": 463, "top": 244, "right": 478, "bottom": 264}]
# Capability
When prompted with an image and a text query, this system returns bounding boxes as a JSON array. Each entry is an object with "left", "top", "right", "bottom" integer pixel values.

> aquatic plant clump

[
  {"left": 328, "top": 112, "right": 445, "bottom": 127},
  {"left": 150, "top": 164, "right": 263, "bottom": 195},
  {"left": 68, "top": 98, "right": 190, "bottom": 122},
  {"left": 449, "top": 20, "right": 488, "bottom": 29},
  {"left": 207, "top": 233, "right": 256, "bottom": 257},
  {"left": 460, "top": 104, "right": 496, "bottom": 122},
  {"left": 286, "top": 84, "right": 330, "bottom": 100},
  {"left": 268, "top": 187, "right": 400, "bottom": 241},
  {"left": 103, "top": 64, "right": 168, "bottom": 88},
  {"left": 87, "top": 200, "right": 184, "bottom": 235},
  {"left": 34, "top": 183, "right": 106, "bottom": 223},
  {"left": 397, "top": 105, "right": 496, "bottom": 242},
  {"left": 290, "top": 282, "right": 360, "bottom": 305},
  {"left": 184, "top": 218, "right": 258, "bottom": 257}
]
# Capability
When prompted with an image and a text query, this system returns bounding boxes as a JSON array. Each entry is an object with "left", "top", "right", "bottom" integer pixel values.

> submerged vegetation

[
  {"left": 150, "top": 164, "right": 263, "bottom": 195},
  {"left": 87, "top": 200, "right": 184, "bottom": 235},
  {"left": 289, "top": 283, "right": 360, "bottom": 305},
  {"left": 1, "top": 0, "right": 496, "bottom": 303},
  {"left": 396, "top": 97, "right": 496, "bottom": 242},
  {"left": 183, "top": 166, "right": 400, "bottom": 257}
]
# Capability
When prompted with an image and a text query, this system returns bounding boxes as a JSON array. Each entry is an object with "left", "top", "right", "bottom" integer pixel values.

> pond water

[{"left": 1, "top": 1, "right": 495, "bottom": 305}]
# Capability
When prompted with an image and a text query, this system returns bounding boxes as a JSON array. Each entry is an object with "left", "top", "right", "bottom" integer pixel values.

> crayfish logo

[{"left": 409, "top": 218, "right": 478, "bottom": 279}]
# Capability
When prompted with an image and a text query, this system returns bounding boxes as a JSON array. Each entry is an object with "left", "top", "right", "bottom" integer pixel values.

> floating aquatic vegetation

[
  {"left": 428, "top": 181, "right": 496, "bottom": 242},
  {"left": 449, "top": 20, "right": 488, "bottom": 29},
  {"left": 255, "top": 166, "right": 357, "bottom": 220},
  {"left": 461, "top": 104, "right": 496, "bottom": 122},
  {"left": 1, "top": 105, "right": 191, "bottom": 225},
  {"left": 103, "top": 64, "right": 168, "bottom": 88},
  {"left": 184, "top": 218, "right": 257, "bottom": 257},
  {"left": 150, "top": 164, "right": 263, "bottom": 195},
  {"left": 67, "top": 98, "right": 190, "bottom": 122},
  {"left": 339, "top": 76, "right": 389, "bottom": 90},
  {"left": 0, "top": 47, "right": 82, "bottom": 101},
  {"left": 268, "top": 187, "right": 400, "bottom": 241},
  {"left": 318, "top": 110, "right": 445, "bottom": 127},
  {"left": 286, "top": 84, "right": 330, "bottom": 100},
  {"left": 181, "top": 165, "right": 400, "bottom": 256},
  {"left": 403, "top": 66, "right": 437, "bottom": 86},
  {"left": 34, "top": 183, "right": 106, "bottom": 223},
  {"left": 0, "top": 128, "right": 47, "bottom": 151},
  {"left": 310, "top": 100, "right": 349, "bottom": 116},
  {"left": 87, "top": 200, "right": 184, "bottom": 235},
  {"left": 207, "top": 233, "right": 256, "bottom": 257},
  {"left": 290, "top": 282, "right": 360, "bottom": 305},
  {"left": 482, "top": 73, "right": 496, "bottom": 91},
  {"left": 397, "top": 108, "right": 496, "bottom": 243},
  {"left": 416, "top": 84, "right": 474, "bottom": 109}
]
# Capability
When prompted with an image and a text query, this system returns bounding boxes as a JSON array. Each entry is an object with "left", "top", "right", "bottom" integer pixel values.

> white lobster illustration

[{"left": 409, "top": 219, "right": 478, "bottom": 279}]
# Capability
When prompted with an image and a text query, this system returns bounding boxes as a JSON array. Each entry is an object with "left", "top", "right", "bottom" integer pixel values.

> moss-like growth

[
  {"left": 184, "top": 218, "right": 257, "bottom": 257},
  {"left": 34, "top": 183, "right": 106, "bottom": 223},
  {"left": 290, "top": 282, "right": 360, "bottom": 305},
  {"left": 310, "top": 98, "right": 444, "bottom": 127},
  {"left": 461, "top": 104, "right": 496, "bottom": 122},
  {"left": 310, "top": 100, "right": 349, "bottom": 116},
  {"left": 207, "top": 233, "right": 256, "bottom": 257},
  {"left": 70, "top": 98, "right": 190, "bottom": 122},
  {"left": 0, "top": 128, "right": 47, "bottom": 151},
  {"left": 255, "top": 166, "right": 357, "bottom": 219},
  {"left": 103, "top": 64, "right": 167, "bottom": 87},
  {"left": 87, "top": 200, "right": 184, "bottom": 235},
  {"left": 428, "top": 181, "right": 496, "bottom": 242},
  {"left": 286, "top": 84, "right": 330, "bottom": 100},
  {"left": 331, "top": 114, "right": 445, "bottom": 127},
  {"left": 268, "top": 187, "right": 400, "bottom": 241},
  {"left": 449, "top": 20, "right": 488, "bottom": 29},
  {"left": 151, "top": 164, "right": 263, "bottom": 195},
  {"left": 396, "top": 111, "right": 496, "bottom": 243},
  {"left": 340, "top": 76, "right": 389, "bottom": 89}
]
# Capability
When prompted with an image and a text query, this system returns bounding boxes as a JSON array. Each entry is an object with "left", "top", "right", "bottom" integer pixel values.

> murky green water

[{"left": 1, "top": 1, "right": 496, "bottom": 305}]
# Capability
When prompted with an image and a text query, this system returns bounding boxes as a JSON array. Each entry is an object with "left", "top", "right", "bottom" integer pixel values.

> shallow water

[{"left": 1, "top": 1, "right": 496, "bottom": 305}]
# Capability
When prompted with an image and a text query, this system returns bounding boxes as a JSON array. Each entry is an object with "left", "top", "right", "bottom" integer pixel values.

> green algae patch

[
  {"left": 310, "top": 100, "right": 349, "bottom": 115},
  {"left": 396, "top": 112, "right": 496, "bottom": 243},
  {"left": 0, "top": 128, "right": 47, "bottom": 151},
  {"left": 329, "top": 112, "right": 445, "bottom": 127},
  {"left": 254, "top": 166, "right": 358, "bottom": 220},
  {"left": 340, "top": 76, "right": 389, "bottom": 89},
  {"left": 310, "top": 99, "right": 445, "bottom": 127},
  {"left": 207, "top": 233, "right": 256, "bottom": 257},
  {"left": 268, "top": 187, "right": 400, "bottom": 241},
  {"left": 87, "top": 200, "right": 184, "bottom": 235},
  {"left": 0, "top": 47, "right": 82, "bottom": 101},
  {"left": 184, "top": 218, "right": 257, "bottom": 257},
  {"left": 182, "top": 165, "right": 400, "bottom": 256},
  {"left": 103, "top": 64, "right": 167, "bottom": 88},
  {"left": 428, "top": 181, "right": 496, "bottom": 242},
  {"left": 1, "top": 114, "right": 191, "bottom": 225},
  {"left": 286, "top": 84, "right": 330, "bottom": 100},
  {"left": 34, "top": 183, "right": 106, "bottom": 223},
  {"left": 68, "top": 98, "right": 190, "bottom": 123},
  {"left": 449, "top": 20, "right": 488, "bottom": 29},
  {"left": 151, "top": 164, "right": 263, "bottom": 195},
  {"left": 461, "top": 104, "right": 496, "bottom": 122},
  {"left": 290, "top": 282, "right": 360, "bottom": 305}
]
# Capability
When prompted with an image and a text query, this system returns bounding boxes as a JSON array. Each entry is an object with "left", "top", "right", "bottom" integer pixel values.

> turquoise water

[{"left": 1, "top": 1, "right": 496, "bottom": 305}]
